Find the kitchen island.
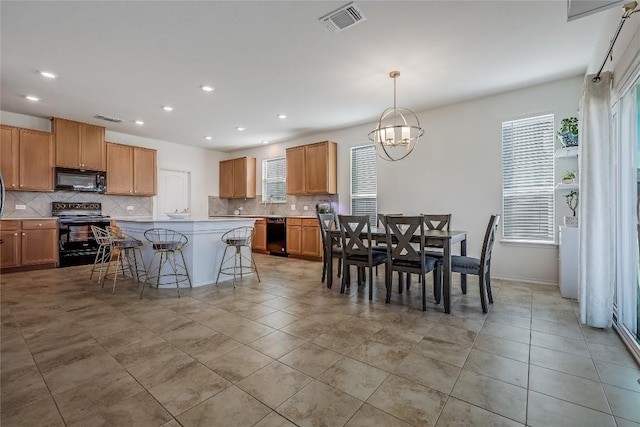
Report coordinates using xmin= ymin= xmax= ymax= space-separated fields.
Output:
xmin=115 ymin=217 xmax=257 ymax=287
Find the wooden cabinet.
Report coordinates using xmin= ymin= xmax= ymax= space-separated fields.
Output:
xmin=53 ymin=118 xmax=106 ymax=171
xmin=106 ymin=142 xmax=157 ymax=195
xmin=252 ymin=218 xmax=267 ymax=253
xmin=286 ymin=141 xmax=337 ymax=195
xmin=0 ymin=219 xmax=57 ymax=271
xmin=0 ymin=125 xmax=54 ymax=191
xmin=286 ymin=217 xmax=322 ymax=260
xmin=219 ymin=157 xmax=256 ymax=199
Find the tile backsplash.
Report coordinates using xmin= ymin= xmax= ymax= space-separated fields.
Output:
xmin=209 ymin=194 xmax=340 ymax=217
xmin=3 ymin=191 xmax=153 ymax=218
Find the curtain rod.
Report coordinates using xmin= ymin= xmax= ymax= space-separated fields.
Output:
xmin=593 ymin=1 xmax=639 ymax=82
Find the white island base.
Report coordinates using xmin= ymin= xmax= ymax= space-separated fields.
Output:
xmin=116 ymin=218 xmax=257 ymax=287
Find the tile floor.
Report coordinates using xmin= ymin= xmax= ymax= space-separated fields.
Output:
xmin=1 ymin=254 xmax=639 ymax=427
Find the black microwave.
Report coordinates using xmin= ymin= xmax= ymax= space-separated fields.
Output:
xmin=55 ymin=167 xmax=106 ymax=193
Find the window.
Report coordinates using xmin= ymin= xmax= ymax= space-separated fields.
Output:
xmin=351 ymin=145 xmax=377 ymax=224
xmin=262 ymin=156 xmax=286 ymax=203
xmin=502 ymin=114 xmax=555 ymax=242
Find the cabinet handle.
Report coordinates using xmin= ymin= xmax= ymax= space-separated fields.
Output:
xmin=19 ymin=184 xmax=23 ymax=187
xmin=22 ymin=232 xmax=25 ymax=236
xmin=38 ymin=223 xmax=42 ymax=227
xmin=14 ymin=233 xmax=18 ymax=236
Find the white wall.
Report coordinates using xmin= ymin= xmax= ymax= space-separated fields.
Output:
xmin=0 ymin=110 xmax=226 ymax=217
xmin=231 ymin=76 xmax=585 ymax=284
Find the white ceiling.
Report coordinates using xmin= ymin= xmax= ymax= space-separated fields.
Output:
xmin=0 ymin=1 xmax=617 ymax=152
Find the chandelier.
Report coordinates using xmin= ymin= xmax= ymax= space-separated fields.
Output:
xmin=368 ymin=71 xmax=423 ymax=161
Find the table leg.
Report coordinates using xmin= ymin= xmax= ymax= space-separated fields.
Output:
xmin=460 ymin=237 xmax=467 ymax=294
xmin=328 ymin=253 xmax=333 ymax=289
xmin=443 ymin=240 xmax=451 ymax=314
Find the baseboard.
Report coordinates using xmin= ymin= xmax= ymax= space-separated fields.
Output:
xmin=492 ymin=274 xmax=559 ymax=287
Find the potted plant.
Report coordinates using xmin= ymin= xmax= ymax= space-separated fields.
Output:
xmin=562 ymin=169 xmax=577 ymax=184
xmin=558 ymin=117 xmax=578 ymax=147
xmin=564 ymin=190 xmax=579 ymax=227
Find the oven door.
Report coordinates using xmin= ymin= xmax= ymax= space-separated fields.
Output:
xmin=58 ymin=219 xmax=110 ymax=267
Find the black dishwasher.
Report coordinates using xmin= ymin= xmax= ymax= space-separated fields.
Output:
xmin=266 ymin=217 xmax=287 ymax=256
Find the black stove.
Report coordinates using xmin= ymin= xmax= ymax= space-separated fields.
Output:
xmin=53 ymin=202 xmax=111 ymax=267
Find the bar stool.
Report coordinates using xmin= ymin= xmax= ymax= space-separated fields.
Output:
xmin=90 ymin=225 xmax=114 ymax=285
xmin=104 ymin=225 xmax=146 ymax=294
xmin=141 ymin=228 xmax=192 ymax=298
xmin=216 ymin=226 xmax=260 ymax=287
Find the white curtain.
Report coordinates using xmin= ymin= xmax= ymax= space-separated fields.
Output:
xmin=579 ymin=71 xmax=614 ymax=328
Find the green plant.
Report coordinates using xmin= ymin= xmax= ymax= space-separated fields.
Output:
xmin=563 ymin=170 xmax=577 ymax=181
xmin=317 ymin=205 xmax=333 ymax=214
xmin=559 ymin=117 xmax=578 ymax=135
xmin=565 ymin=191 xmax=578 ymax=216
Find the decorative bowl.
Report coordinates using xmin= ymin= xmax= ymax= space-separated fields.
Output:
xmin=166 ymin=212 xmax=190 ymax=219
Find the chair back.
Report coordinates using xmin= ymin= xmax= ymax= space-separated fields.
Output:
xmin=385 ymin=215 xmax=424 ymax=264
xmin=480 ymin=214 xmax=501 ymax=271
xmin=338 ymin=215 xmax=371 ymax=257
xmin=91 ymin=225 xmax=111 ymax=245
xmin=221 ymin=226 xmax=254 ymax=247
xmin=144 ymin=228 xmax=188 ymax=251
xmin=422 ymin=214 xmax=451 ymax=231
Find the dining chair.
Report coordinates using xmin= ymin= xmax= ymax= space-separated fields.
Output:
xmin=421 ymin=213 xmax=451 ymax=256
xmin=317 ymin=212 xmax=342 ymax=285
xmin=385 ymin=215 xmax=442 ymax=311
xmin=450 ymin=214 xmax=500 ymax=313
xmin=337 ymin=215 xmax=387 ymax=300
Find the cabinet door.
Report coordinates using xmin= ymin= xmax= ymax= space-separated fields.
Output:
xmin=219 ymin=160 xmax=234 ymax=198
xmin=0 ymin=230 xmax=21 ymax=268
xmin=301 ymin=224 xmax=322 ymax=257
xmin=0 ymin=125 xmax=19 ymax=190
xmin=80 ymin=123 xmax=106 ymax=171
xmin=133 ymin=147 xmax=157 ymax=195
xmin=286 ymin=146 xmax=306 ymax=195
xmin=54 ymin=118 xmax=81 ymax=168
xmin=19 ymin=129 xmax=53 ymax=191
xmin=252 ymin=220 xmax=267 ymax=252
xmin=106 ymin=143 xmax=133 ymax=195
xmin=286 ymin=224 xmax=301 ymax=255
xmin=232 ymin=157 xmax=247 ymax=198
xmin=21 ymin=228 xmax=57 ymax=265
xmin=306 ymin=141 xmax=337 ymax=194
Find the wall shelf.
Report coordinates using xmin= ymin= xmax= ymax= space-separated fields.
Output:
xmin=555 ymin=146 xmax=578 ymax=158
xmin=555 ymin=182 xmax=579 ymax=191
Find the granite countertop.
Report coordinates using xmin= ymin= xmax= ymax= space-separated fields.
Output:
xmin=210 ymin=214 xmax=317 ymax=219
xmin=1 ymin=217 xmax=58 ymax=220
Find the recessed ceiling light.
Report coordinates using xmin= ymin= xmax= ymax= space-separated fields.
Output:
xmin=277 ymin=114 xmax=287 ymax=119
xmin=262 ymin=140 xmax=269 ymax=144
xmin=40 ymin=71 xmax=56 ymax=79
xmin=201 ymin=85 xmax=214 ymax=92
xmin=135 ymin=120 xmax=144 ymax=125
xmin=25 ymin=95 xmax=40 ymax=101
xmin=205 ymin=136 xmax=212 ymax=140
xmin=236 ymin=127 xmax=246 ymax=131
xmin=163 ymin=106 xmax=173 ymax=111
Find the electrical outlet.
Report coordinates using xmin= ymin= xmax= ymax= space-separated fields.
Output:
xmin=303 ymin=205 xmax=308 ymax=211
xmin=290 ymin=204 xmax=296 ymax=210
xmin=126 ymin=205 xmax=134 ymax=211
xmin=15 ymin=204 xmax=26 ymax=210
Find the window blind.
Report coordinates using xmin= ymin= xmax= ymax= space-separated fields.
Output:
xmin=262 ymin=157 xmax=287 ymax=203
xmin=351 ymin=145 xmax=377 ymax=224
xmin=502 ymin=114 xmax=555 ymax=242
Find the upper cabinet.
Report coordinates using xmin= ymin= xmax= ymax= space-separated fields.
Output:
xmin=219 ymin=157 xmax=256 ymax=199
xmin=286 ymin=141 xmax=337 ymax=195
xmin=53 ymin=118 xmax=106 ymax=171
xmin=106 ymin=142 xmax=157 ymax=196
xmin=0 ymin=125 xmax=54 ymax=191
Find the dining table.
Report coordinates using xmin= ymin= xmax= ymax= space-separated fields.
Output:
xmin=327 ymin=226 xmax=467 ymax=314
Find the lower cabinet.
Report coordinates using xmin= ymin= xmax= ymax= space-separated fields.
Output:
xmin=286 ymin=217 xmax=322 ymax=260
xmin=0 ymin=219 xmax=58 ymax=271
xmin=252 ymin=218 xmax=267 ymax=253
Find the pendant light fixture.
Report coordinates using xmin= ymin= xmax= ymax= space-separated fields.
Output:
xmin=368 ymin=71 xmax=423 ymax=161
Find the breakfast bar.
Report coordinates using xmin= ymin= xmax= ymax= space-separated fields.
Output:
xmin=116 ymin=217 xmax=257 ymax=287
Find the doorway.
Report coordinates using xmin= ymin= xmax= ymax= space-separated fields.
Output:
xmin=157 ymin=169 xmax=191 ymax=217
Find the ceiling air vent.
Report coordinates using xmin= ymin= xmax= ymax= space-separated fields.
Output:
xmin=94 ymin=114 xmax=122 ymax=123
xmin=320 ymin=2 xmax=366 ymax=32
